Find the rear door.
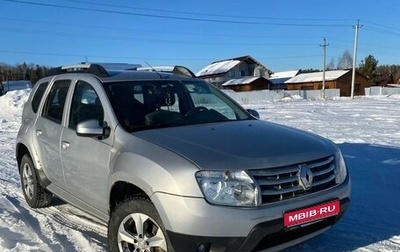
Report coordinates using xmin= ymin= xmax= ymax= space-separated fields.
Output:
xmin=34 ymin=79 xmax=71 ymax=187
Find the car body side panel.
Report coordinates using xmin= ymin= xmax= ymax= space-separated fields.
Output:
xmin=17 ymin=76 xmax=55 ymax=174
xmin=61 ymin=127 xmax=112 ymax=212
xmin=109 ymin=127 xmax=203 ymax=199
xmin=33 ymin=116 xmax=65 ymax=187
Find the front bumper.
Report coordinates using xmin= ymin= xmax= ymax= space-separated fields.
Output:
xmin=167 ymin=198 xmax=349 ymax=252
xmin=151 ymin=175 xmax=350 ymax=252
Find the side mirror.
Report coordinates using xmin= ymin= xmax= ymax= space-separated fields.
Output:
xmin=76 ymin=119 xmax=107 ymax=137
xmin=247 ymin=109 xmax=260 ymax=119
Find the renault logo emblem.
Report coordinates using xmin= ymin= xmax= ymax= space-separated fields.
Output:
xmin=298 ymin=164 xmax=313 ymax=190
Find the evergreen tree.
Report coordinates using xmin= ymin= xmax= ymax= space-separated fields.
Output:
xmin=359 ymin=55 xmax=379 ymax=86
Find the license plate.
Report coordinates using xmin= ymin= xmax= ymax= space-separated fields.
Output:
xmin=284 ymin=200 xmax=340 ymax=227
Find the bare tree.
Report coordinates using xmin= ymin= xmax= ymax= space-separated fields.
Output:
xmin=326 ymin=57 xmax=336 ymax=70
xmin=337 ymin=50 xmax=353 ymax=69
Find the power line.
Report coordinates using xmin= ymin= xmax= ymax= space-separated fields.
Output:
xmin=0 ymin=49 xmax=322 ymax=61
xmin=363 ymin=26 xmax=400 ymax=37
xmin=0 ymin=17 xmax=323 ymax=40
xmin=360 ymin=19 xmax=400 ymax=32
xmin=0 ymin=26 xmax=324 ymax=47
xmin=59 ymin=0 xmax=355 ymax=23
xmin=2 ymin=0 xmax=352 ymax=27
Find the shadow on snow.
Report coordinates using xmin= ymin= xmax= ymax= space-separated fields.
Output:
xmin=286 ymin=143 xmax=400 ymax=251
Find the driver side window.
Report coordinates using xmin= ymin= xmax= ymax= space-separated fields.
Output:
xmin=69 ymin=81 xmax=104 ymax=130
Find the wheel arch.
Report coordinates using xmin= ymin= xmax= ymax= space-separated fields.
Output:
xmin=109 ymin=181 xmax=149 ymax=214
xmin=16 ymin=142 xmax=51 ymax=187
xmin=16 ymin=143 xmax=30 ymax=173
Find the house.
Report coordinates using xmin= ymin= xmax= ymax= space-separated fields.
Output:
xmin=268 ymin=70 xmax=299 ymax=90
xmin=375 ymin=73 xmax=395 ymax=87
xmin=196 ymin=55 xmax=271 ymax=88
xmin=221 ymin=76 xmax=272 ymax=92
xmin=285 ymin=70 xmax=368 ymax=96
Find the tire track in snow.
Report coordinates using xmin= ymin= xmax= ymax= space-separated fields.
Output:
xmin=35 ymin=204 xmax=108 ymax=250
xmin=0 ymin=194 xmax=61 ymax=251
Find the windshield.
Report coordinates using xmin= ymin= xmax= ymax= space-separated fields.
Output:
xmin=103 ymin=80 xmax=251 ymax=132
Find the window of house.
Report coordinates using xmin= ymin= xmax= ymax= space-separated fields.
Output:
xmin=42 ymin=80 xmax=71 ymax=124
xmin=230 ymin=70 xmax=235 ymax=77
xmin=240 ymin=70 xmax=245 ymax=76
xmin=355 ymin=84 xmax=360 ymax=94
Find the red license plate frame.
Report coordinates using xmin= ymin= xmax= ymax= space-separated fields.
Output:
xmin=284 ymin=200 xmax=340 ymax=227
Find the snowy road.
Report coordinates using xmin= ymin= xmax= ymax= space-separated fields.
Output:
xmin=1 ymin=90 xmax=400 ymax=251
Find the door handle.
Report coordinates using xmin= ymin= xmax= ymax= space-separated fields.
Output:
xmin=61 ymin=141 xmax=70 ymax=150
xmin=36 ymin=130 xmax=42 ymax=136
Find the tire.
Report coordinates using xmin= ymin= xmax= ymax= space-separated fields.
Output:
xmin=20 ymin=154 xmax=52 ymax=208
xmin=108 ymin=197 xmax=173 ymax=252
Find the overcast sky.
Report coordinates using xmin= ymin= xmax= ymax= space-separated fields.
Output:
xmin=1 ymin=0 xmax=399 ymax=72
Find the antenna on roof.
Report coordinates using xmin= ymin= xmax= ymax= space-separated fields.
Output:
xmin=144 ymin=60 xmax=163 ymax=78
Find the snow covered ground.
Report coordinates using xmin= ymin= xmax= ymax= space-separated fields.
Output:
xmin=0 ymin=90 xmax=399 ymax=252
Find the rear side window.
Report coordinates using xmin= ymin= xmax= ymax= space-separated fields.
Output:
xmin=42 ymin=80 xmax=71 ymax=124
xmin=31 ymin=82 xmax=49 ymax=113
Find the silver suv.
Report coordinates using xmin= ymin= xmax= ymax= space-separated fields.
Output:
xmin=16 ymin=63 xmax=350 ymax=252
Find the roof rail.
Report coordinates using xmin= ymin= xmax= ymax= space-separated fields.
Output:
xmin=46 ymin=63 xmax=142 ymax=77
xmin=136 ymin=65 xmax=196 ymax=78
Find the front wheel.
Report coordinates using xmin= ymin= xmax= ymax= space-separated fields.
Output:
xmin=108 ymin=197 xmax=172 ymax=252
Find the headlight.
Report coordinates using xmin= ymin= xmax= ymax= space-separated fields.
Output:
xmin=195 ymin=170 xmax=259 ymax=206
xmin=335 ymin=149 xmax=347 ymax=184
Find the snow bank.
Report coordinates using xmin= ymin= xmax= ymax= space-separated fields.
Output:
xmin=0 ymin=89 xmax=30 ymax=115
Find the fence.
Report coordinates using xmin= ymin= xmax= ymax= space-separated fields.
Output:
xmin=223 ymin=89 xmax=340 ymax=103
xmin=365 ymin=86 xmax=400 ymax=96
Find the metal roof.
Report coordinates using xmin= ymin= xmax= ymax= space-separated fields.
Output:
xmin=196 ymin=55 xmax=271 ymax=77
xmin=196 ymin=60 xmax=241 ymax=77
xmin=270 ymin=70 xmax=299 ymax=79
xmin=222 ymin=76 xmax=266 ymax=86
xmin=285 ymin=70 xmax=349 ymax=83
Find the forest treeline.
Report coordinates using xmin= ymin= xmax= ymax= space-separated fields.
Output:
xmin=0 ymin=63 xmax=50 ymax=84
xmin=1 ymin=56 xmax=400 ymax=85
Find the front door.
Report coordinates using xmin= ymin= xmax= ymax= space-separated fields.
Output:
xmin=60 ymin=80 xmax=112 ymax=212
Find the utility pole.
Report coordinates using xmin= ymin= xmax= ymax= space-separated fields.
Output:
xmin=351 ymin=19 xmax=362 ymax=99
xmin=320 ymin=37 xmax=329 ymax=99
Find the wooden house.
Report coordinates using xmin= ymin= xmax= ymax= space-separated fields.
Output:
xmin=221 ymin=76 xmax=272 ymax=92
xmin=196 ymin=56 xmax=271 ymax=89
xmin=285 ymin=70 xmax=368 ymax=96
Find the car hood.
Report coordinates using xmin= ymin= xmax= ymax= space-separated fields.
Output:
xmin=134 ymin=120 xmax=336 ymax=170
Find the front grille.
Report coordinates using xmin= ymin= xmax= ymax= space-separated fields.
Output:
xmin=249 ymin=155 xmax=336 ymax=204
